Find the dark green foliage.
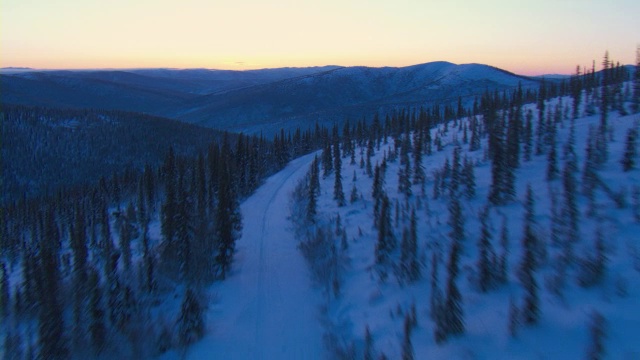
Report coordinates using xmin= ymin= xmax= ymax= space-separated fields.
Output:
xmin=523 ymin=110 xmax=533 ymax=161
xmin=447 ymin=197 xmax=464 ymax=245
xmin=586 ymin=311 xmax=606 ymax=360
xmin=519 ymin=185 xmax=539 ymax=325
xmin=38 ymin=210 xmax=69 ymax=359
xmin=0 ymin=261 xmax=9 ymax=319
xmin=443 ymin=237 xmax=464 ymax=339
xmin=577 ymin=228 xmax=607 ymax=288
xmin=563 ymin=152 xmax=580 ymax=264
xmin=308 ymin=156 xmax=321 ymax=222
xmin=462 ymin=157 xmax=476 ymax=199
xmin=0 ymin=105 xmax=226 ymax=203
xmin=178 ymin=288 xmax=205 ymax=347
xmin=88 ymin=267 xmax=106 ymax=355
xmin=401 ymin=314 xmax=414 ymax=360
xmin=364 ymin=326 xmax=374 ymax=360
xmin=477 ymin=207 xmax=496 ymax=292
xmin=399 ymin=209 xmax=420 ymax=283
xmin=323 ymin=137 xmax=333 ymax=177
xmin=375 ymin=195 xmax=395 ymax=269
xmin=621 ymin=127 xmax=637 ymax=171
xmin=334 ymin=138 xmax=346 ymax=206
xmin=215 ymin=138 xmax=243 ymax=280
xmin=508 ymin=297 xmax=519 ymax=337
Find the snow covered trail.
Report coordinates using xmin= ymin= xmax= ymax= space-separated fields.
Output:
xmin=187 ymin=152 xmax=324 ymax=360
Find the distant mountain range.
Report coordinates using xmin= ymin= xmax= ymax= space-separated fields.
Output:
xmin=1 ymin=62 xmax=543 ymax=135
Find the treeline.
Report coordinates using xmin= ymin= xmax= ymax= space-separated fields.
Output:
xmin=0 ymin=108 xmax=335 ymax=358
xmin=0 ymin=106 xmax=228 ymax=203
xmin=291 ymin=50 xmax=639 ymax=358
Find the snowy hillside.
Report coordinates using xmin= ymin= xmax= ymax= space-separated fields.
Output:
xmin=177 ymin=61 xmax=540 ymax=135
xmin=290 ymin=92 xmax=639 ymax=358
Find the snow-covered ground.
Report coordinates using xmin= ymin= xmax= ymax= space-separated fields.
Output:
xmin=304 ymin=98 xmax=640 ymax=358
xmin=177 ymin=152 xmax=324 ymax=359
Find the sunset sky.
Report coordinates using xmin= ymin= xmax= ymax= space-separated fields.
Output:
xmin=2 ymin=0 xmax=638 ymax=75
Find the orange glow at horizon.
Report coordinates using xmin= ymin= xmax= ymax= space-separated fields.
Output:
xmin=2 ymin=0 xmax=638 ymax=76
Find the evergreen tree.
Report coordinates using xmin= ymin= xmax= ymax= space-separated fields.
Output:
xmin=469 ymin=116 xmax=481 ymax=152
xmin=307 ymin=156 xmax=320 ymax=222
xmin=429 ymin=252 xmax=443 ymax=322
xmin=577 ymin=227 xmax=607 ymax=288
xmin=161 ymin=146 xmax=178 ymax=250
xmin=322 ymin=137 xmax=333 ymax=177
xmin=519 ymin=185 xmax=539 ymax=325
xmin=399 ymin=209 xmax=420 ymax=283
xmin=375 ymin=195 xmax=395 ymax=271
xmin=621 ymin=127 xmax=638 ymax=171
xmin=477 ymin=206 xmax=495 ymax=292
xmin=586 ymin=311 xmax=606 ymax=360
xmin=364 ymin=326 xmax=374 ymax=360
xmin=215 ymin=147 xmax=243 ymax=279
xmin=448 ymin=197 xmax=464 ymax=245
xmin=462 ymin=157 xmax=476 ymax=199
xmin=508 ymin=297 xmax=519 ymax=337
xmin=0 ymin=261 xmax=9 ymax=319
xmin=506 ymin=108 xmax=521 ymax=169
xmin=523 ymin=110 xmax=533 ymax=162
xmin=547 ymin=133 xmax=559 ymax=181
xmin=88 ymin=267 xmax=106 ymax=355
xmin=498 ymin=216 xmax=509 ymax=285
xmin=443 ymin=232 xmax=464 ymax=339
xmin=563 ymin=151 xmax=580 ymax=265
xmin=413 ymin=130 xmax=426 ymax=187
xmin=449 ymin=146 xmax=462 ymax=198
xmin=177 ymin=288 xmax=205 ymax=347
xmin=334 ymin=138 xmax=346 ymax=206
xmin=401 ymin=314 xmax=414 ymax=360
xmin=372 ymin=165 xmax=384 ymax=227
xmin=38 ymin=210 xmax=69 ymax=359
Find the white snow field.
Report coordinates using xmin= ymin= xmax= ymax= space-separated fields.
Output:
xmin=305 ymin=99 xmax=640 ymax=359
xmin=183 ymin=152 xmax=324 ymax=360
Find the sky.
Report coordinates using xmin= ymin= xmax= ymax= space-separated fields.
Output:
xmin=1 ymin=0 xmax=638 ymax=75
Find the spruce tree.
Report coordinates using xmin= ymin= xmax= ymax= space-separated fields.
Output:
xmin=38 ymin=210 xmax=69 ymax=359
xmin=523 ymin=110 xmax=533 ymax=162
xmin=401 ymin=314 xmax=414 ymax=360
xmin=443 ymin=234 xmax=464 ymax=339
xmin=621 ymin=127 xmax=637 ymax=172
xmin=215 ymin=149 xmax=243 ymax=279
xmin=498 ymin=216 xmax=509 ymax=284
xmin=586 ymin=311 xmax=606 ymax=360
xmin=334 ymin=139 xmax=345 ymax=206
xmin=88 ymin=267 xmax=106 ymax=355
xmin=562 ymin=152 xmax=580 ymax=265
xmin=429 ymin=252 xmax=443 ymax=322
xmin=375 ymin=195 xmax=395 ymax=270
xmin=462 ymin=157 xmax=476 ymax=199
xmin=322 ymin=137 xmax=333 ymax=177
xmin=633 ymin=46 xmax=640 ymax=114
xmin=0 ymin=261 xmax=9 ymax=320
xmin=519 ymin=185 xmax=539 ymax=325
xmin=364 ymin=326 xmax=374 ymax=360
xmin=161 ymin=146 xmax=177 ymax=250
xmin=178 ymin=288 xmax=205 ymax=347
xmin=508 ymin=297 xmax=519 ymax=337
xmin=546 ymin=135 xmax=559 ymax=181
xmin=477 ymin=206 xmax=495 ymax=292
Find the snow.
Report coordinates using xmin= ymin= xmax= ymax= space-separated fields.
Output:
xmin=304 ymin=96 xmax=640 ymax=358
xmin=175 ymin=152 xmax=325 ymax=359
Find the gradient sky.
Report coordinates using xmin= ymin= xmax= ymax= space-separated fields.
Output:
xmin=1 ymin=0 xmax=638 ymax=75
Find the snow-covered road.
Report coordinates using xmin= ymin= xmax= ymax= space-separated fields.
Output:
xmin=187 ymin=152 xmax=324 ymax=359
